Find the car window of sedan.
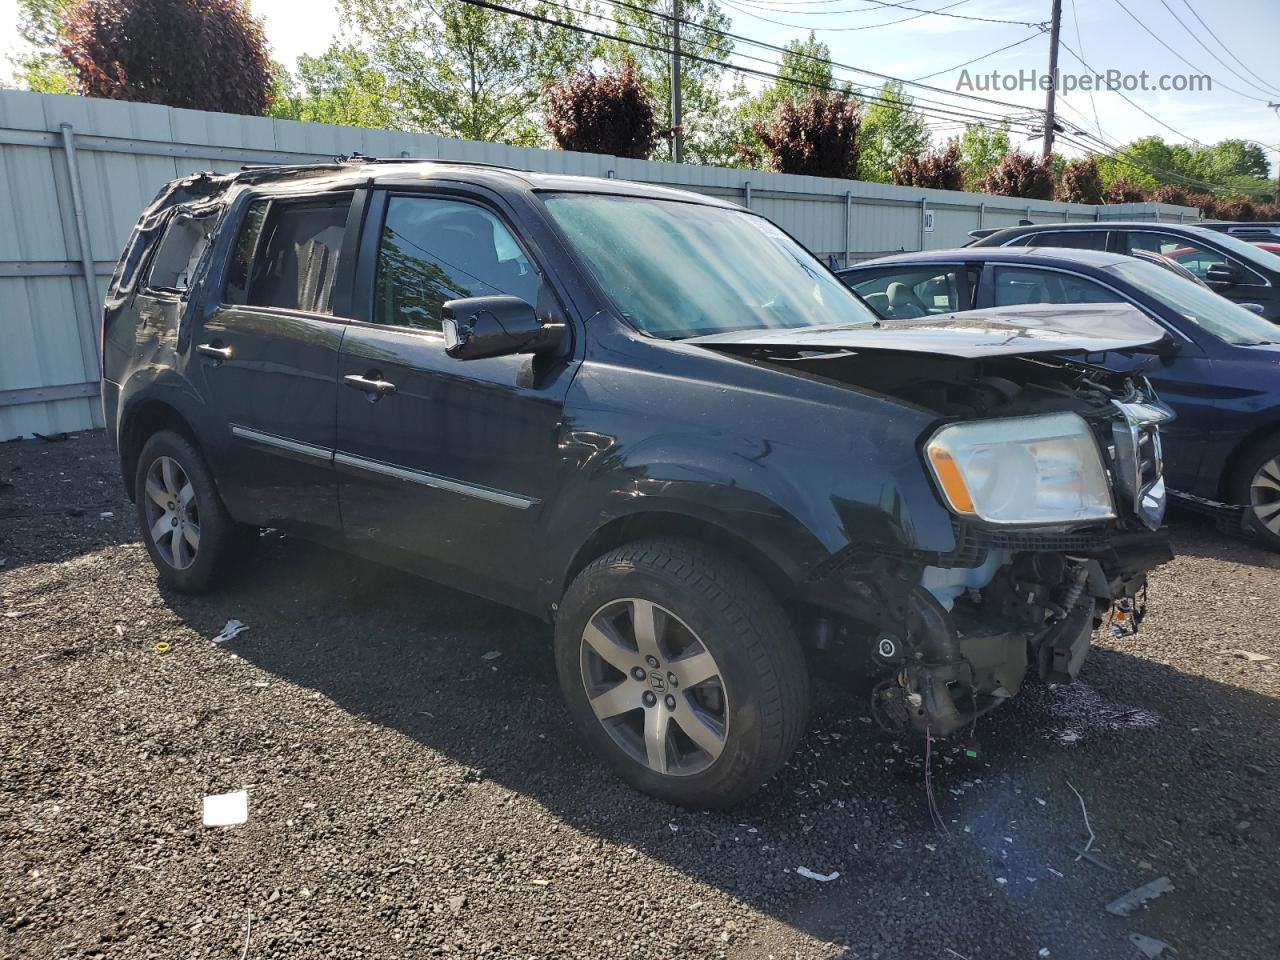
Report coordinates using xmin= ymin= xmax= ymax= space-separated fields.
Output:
xmin=992 ymin=266 xmax=1126 ymax=307
xmin=846 ymin=266 xmax=971 ymax=319
xmin=371 ymin=196 xmax=540 ymax=331
xmin=1125 ymin=232 xmax=1230 ymax=281
xmin=1025 ymin=230 xmax=1110 ymax=251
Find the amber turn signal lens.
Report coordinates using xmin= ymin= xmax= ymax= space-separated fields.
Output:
xmin=926 ymin=445 xmax=976 ymax=515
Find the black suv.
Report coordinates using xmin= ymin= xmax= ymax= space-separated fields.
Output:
xmin=968 ymin=221 xmax=1280 ymax=321
xmin=103 ymin=160 xmax=1172 ymax=807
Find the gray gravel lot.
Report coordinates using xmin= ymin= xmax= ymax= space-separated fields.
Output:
xmin=1 ymin=430 xmax=1278 ymax=960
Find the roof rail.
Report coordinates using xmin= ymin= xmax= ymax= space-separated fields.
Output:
xmin=333 ymin=152 xmax=525 ymax=172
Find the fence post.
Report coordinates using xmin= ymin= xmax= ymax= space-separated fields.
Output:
xmin=844 ymin=191 xmax=851 ymax=267
xmin=59 ymin=123 xmax=102 ymax=380
xmin=919 ymin=197 xmax=928 ymax=251
xmin=743 ymin=181 xmax=752 ymax=209
xmin=978 ymin=202 xmax=985 ymax=230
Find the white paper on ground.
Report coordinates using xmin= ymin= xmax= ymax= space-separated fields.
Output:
xmin=212 ymin=620 xmax=249 ymax=644
xmin=796 ymin=866 xmax=840 ymax=882
xmin=203 ymin=790 xmax=248 ymax=826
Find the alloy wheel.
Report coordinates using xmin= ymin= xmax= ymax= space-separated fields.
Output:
xmin=1250 ymin=455 xmax=1280 ymax=536
xmin=579 ymin=598 xmax=728 ymax=777
xmin=142 ymin=455 xmax=201 ymax=570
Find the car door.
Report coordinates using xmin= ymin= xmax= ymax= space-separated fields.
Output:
xmin=189 ymin=190 xmax=362 ymax=536
xmin=1122 ymin=230 xmax=1277 ymax=319
xmin=977 ymin=262 xmax=1215 ymax=492
xmin=334 ymin=188 xmax=578 ymax=608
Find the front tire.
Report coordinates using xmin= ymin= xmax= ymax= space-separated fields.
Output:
xmin=133 ymin=430 xmax=245 ymax=593
xmin=1232 ymin=438 xmax=1280 ymax=552
xmin=554 ymin=538 xmax=810 ymax=808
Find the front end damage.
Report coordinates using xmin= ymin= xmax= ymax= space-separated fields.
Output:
xmin=821 ymin=364 xmax=1170 ymax=737
xmin=697 ymin=308 xmax=1176 ymax=737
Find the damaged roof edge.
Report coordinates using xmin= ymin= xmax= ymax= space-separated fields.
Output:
xmin=686 ymin=304 xmax=1168 ymax=359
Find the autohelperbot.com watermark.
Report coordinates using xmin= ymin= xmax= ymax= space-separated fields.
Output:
xmin=956 ymin=68 xmax=1212 ymax=95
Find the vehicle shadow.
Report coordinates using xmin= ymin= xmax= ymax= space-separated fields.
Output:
xmin=154 ymin=529 xmax=1280 ymax=960
xmin=1166 ymin=509 xmax=1280 ymax=570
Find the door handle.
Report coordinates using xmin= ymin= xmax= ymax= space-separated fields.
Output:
xmin=344 ymin=373 xmax=398 ymax=400
xmin=196 ymin=342 xmax=233 ymax=363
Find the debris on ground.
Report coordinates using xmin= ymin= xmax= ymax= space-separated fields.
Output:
xmin=211 ymin=619 xmax=250 ymax=644
xmin=1225 ymin=649 xmax=1272 ymax=662
xmin=481 ymin=650 xmax=502 ymax=660
xmin=202 ymin=790 xmax=249 ymax=827
xmin=1039 ymin=682 xmax=1161 ymax=747
xmin=1105 ymin=876 xmax=1174 ymax=916
xmin=795 ymin=867 xmax=840 ymax=882
xmin=1066 ymin=780 xmax=1096 ymax=861
xmin=1130 ymin=933 xmax=1177 ymax=958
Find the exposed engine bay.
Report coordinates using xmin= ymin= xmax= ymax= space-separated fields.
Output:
xmin=707 ymin=341 xmax=1174 ymax=738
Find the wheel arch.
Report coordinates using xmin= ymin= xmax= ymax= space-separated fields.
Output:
xmin=118 ymin=399 xmax=203 ymax=501
xmin=558 ymin=510 xmax=803 ymax=610
xmin=1219 ymin=419 xmax=1280 ymax=502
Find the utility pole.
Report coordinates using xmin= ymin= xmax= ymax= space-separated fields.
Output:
xmin=671 ymin=0 xmax=684 ymax=163
xmin=1270 ymin=103 xmax=1280 ymax=204
xmin=1042 ymin=0 xmax=1062 ymax=161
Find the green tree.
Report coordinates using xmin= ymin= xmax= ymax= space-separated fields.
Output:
xmin=950 ymin=122 xmax=1010 ymax=190
xmin=856 ymin=81 xmax=927 ymax=184
xmin=9 ymin=0 xmax=76 ymax=93
xmin=269 ymin=44 xmax=399 ymax=129
xmin=339 ymin=0 xmax=596 ymax=145
xmin=600 ymin=0 xmax=737 ymax=163
xmin=730 ymin=32 xmax=847 ymax=167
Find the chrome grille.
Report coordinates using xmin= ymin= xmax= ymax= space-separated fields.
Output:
xmin=1110 ymin=398 xmax=1174 ymax=530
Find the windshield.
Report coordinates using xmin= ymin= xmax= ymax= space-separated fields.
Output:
xmin=1106 ymin=259 xmax=1278 ymax=345
xmin=543 ymin=193 xmax=879 ymax=338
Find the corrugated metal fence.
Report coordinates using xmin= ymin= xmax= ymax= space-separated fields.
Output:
xmin=0 ymin=89 xmax=1199 ymax=438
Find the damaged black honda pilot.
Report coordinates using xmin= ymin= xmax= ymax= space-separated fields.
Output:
xmin=102 ymin=159 xmax=1173 ymax=807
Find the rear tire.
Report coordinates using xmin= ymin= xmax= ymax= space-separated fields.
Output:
xmin=133 ymin=430 xmax=247 ymax=593
xmin=1231 ymin=437 xmax=1280 ymax=552
xmin=554 ymin=538 xmax=810 ymax=808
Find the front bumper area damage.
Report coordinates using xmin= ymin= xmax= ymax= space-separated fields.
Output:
xmin=810 ymin=528 xmax=1171 ymax=737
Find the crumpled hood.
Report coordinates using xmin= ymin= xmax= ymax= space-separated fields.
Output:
xmin=686 ymin=303 xmax=1167 ymax=358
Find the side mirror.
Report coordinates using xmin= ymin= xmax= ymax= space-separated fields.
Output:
xmin=1205 ymin=263 xmax=1241 ymax=286
xmin=1241 ymin=302 xmax=1266 ymax=316
xmin=442 ymin=296 xmax=564 ymax=361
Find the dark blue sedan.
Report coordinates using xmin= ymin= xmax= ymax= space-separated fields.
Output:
xmin=838 ymin=247 xmax=1280 ymax=549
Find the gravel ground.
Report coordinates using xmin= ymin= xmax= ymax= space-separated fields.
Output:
xmin=1 ymin=430 xmax=1277 ymax=960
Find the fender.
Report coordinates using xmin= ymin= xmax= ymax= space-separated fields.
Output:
xmin=535 ymin=348 xmax=961 ymax=611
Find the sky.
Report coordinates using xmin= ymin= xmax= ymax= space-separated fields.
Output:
xmin=2 ymin=0 xmax=1277 ymax=176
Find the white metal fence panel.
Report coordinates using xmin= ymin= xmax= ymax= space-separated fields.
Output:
xmin=0 ymin=89 xmax=1199 ymax=437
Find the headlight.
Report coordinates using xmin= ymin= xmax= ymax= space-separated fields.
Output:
xmin=924 ymin=413 xmax=1114 ymax=525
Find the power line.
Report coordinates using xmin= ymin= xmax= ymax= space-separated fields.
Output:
xmin=715 ymin=0 xmax=970 ymax=20
xmin=1157 ymin=0 xmax=1274 ymax=98
xmin=1179 ymin=0 xmax=1280 ymax=98
xmin=462 ymin=0 xmax=1032 ymax=131
xmin=910 ymin=30 xmax=1044 ymax=82
xmin=747 ymin=0 xmax=1046 ymax=27
xmin=551 ymin=0 xmax=1031 ymax=126
xmin=602 ymin=0 xmax=1044 ymax=113
xmin=1067 ymin=0 xmax=1101 ymax=139
xmin=1108 ymin=0 xmax=1269 ymax=103
xmin=718 ymin=0 xmax=1044 ymax=31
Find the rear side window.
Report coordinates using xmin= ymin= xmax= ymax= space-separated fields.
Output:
xmin=846 ymin=265 xmax=973 ymax=320
xmin=225 ymin=194 xmax=351 ymax=314
xmin=1026 ymin=230 xmax=1110 ymax=251
xmin=993 ymin=266 xmax=1126 ymax=306
xmin=145 ymin=213 xmax=216 ymax=292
